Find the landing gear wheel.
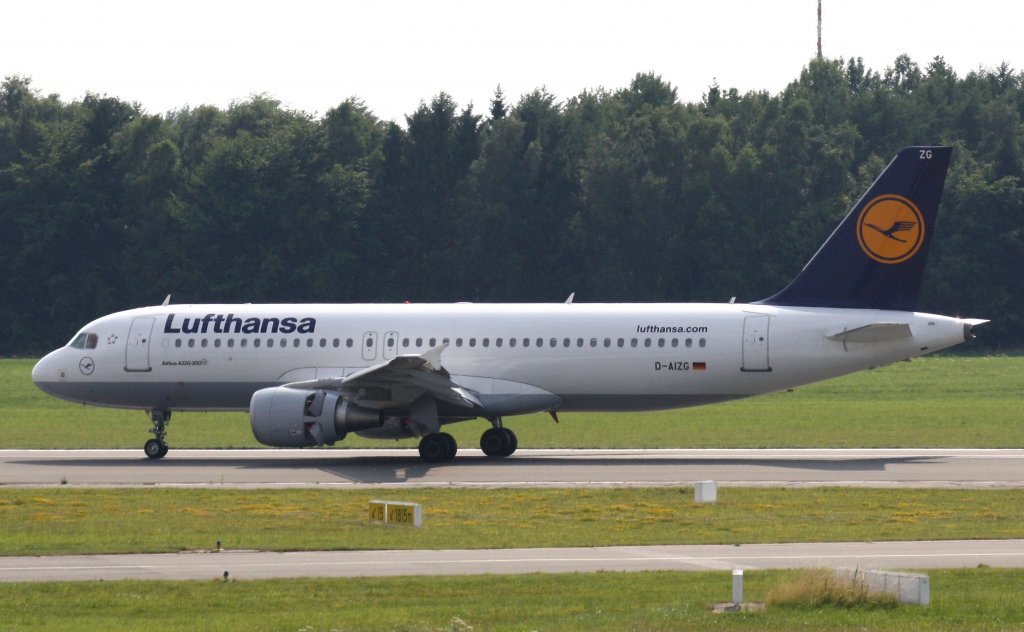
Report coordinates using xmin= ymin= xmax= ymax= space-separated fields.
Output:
xmin=419 ymin=432 xmax=457 ymax=462
xmin=146 ymin=410 xmax=171 ymax=460
xmin=480 ymin=427 xmax=517 ymax=457
xmin=441 ymin=432 xmax=457 ymax=458
xmin=144 ymin=439 xmax=168 ymax=459
xmin=480 ymin=427 xmax=506 ymax=457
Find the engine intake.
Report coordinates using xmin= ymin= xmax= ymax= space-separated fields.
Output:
xmin=250 ymin=387 xmax=382 ymax=447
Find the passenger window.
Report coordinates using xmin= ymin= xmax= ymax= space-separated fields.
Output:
xmin=253 ymin=339 xmax=261 ymax=348
xmin=214 ymin=339 xmax=221 ymax=348
xmin=416 ymin=337 xmax=423 ymax=347
xmin=307 ymin=338 xmax=314 ymax=347
xmin=509 ymin=338 xmax=517 ymax=348
xmin=333 ymin=339 xmax=340 ymax=348
xmin=590 ymin=338 xmax=597 ymax=347
xmin=576 ymin=338 xmax=584 ymax=347
xmin=429 ymin=338 xmax=437 ymax=346
xmin=227 ymin=339 xmax=234 ymax=348
xmin=657 ymin=338 xmax=665 ymax=348
xmin=496 ymin=338 xmax=503 ymax=347
xmin=292 ymin=339 xmax=299 ymax=348
xmin=644 ymin=339 xmax=652 ymax=347
xmin=456 ymin=338 xmax=463 ymax=347
xmin=536 ymin=338 xmax=543 ymax=347
xmin=280 ymin=338 xmax=286 ymax=348
xmin=563 ymin=338 xmax=570 ymax=348
xmin=686 ymin=338 xmax=693 ymax=348
xmin=267 ymin=339 xmax=274 ymax=348
xmin=617 ymin=338 xmax=624 ymax=348
xmin=240 ymin=339 xmax=248 ymax=348
xmin=174 ymin=339 xmax=182 ymax=348
xmin=482 ymin=338 xmax=489 ymax=347
xmin=550 ymin=338 xmax=557 ymax=348
xmin=603 ymin=338 xmax=611 ymax=347
xmin=320 ymin=339 xmax=327 ymax=348
xmin=468 ymin=338 xmax=476 ymax=348
xmin=699 ymin=338 xmax=707 ymax=348
xmin=523 ymin=338 xmax=530 ymax=348
xmin=630 ymin=338 xmax=638 ymax=347
xmin=402 ymin=338 xmax=409 ymax=347
xmin=671 ymin=338 xmax=679 ymax=348
xmin=346 ymin=338 xmax=354 ymax=348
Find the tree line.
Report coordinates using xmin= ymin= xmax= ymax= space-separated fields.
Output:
xmin=1 ymin=54 xmax=1022 ymax=355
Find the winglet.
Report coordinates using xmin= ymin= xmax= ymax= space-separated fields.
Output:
xmin=161 ymin=294 xmax=172 ymax=306
xmin=565 ymin=292 xmax=575 ymax=304
xmin=757 ymin=146 xmax=952 ymax=311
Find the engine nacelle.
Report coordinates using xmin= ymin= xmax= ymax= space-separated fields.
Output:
xmin=250 ymin=387 xmax=382 ymax=447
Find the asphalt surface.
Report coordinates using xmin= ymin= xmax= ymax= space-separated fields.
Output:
xmin=2 ymin=448 xmax=1023 ymax=488
xmin=3 ymin=540 xmax=1022 ymax=583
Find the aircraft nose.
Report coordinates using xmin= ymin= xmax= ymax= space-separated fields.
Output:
xmin=32 ymin=351 xmax=62 ymax=395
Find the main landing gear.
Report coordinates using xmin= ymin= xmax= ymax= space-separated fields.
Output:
xmin=144 ymin=410 xmax=171 ymax=459
xmin=418 ymin=432 xmax=457 ymax=462
xmin=413 ymin=416 xmax=518 ymax=463
xmin=480 ymin=421 xmax=517 ymax=458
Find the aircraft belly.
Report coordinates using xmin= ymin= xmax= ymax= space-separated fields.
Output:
xmin=33 ymin=380 xmax=262 ymax=411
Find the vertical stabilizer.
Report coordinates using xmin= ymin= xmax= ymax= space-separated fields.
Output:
xmin=756 ymin=146 xmax=952 ymax=311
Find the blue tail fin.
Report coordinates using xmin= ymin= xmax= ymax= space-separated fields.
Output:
xmin=756 ymin=146 xmax=952 ymax=311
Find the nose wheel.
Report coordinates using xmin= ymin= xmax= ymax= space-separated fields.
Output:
xmin=145 ymin=410 xmax=171 ymax=459
xmin=144 ymin=438 xmax=169 ymax=459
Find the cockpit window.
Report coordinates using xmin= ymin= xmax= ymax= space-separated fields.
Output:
xmin=69 ymin=333 xmax=98 ymax=350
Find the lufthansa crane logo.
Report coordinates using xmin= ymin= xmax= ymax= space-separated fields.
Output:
xmin=79 ymin=357 xmax=95 ymax=375
xmin=856 ymin=195 xmax=925 ymax=264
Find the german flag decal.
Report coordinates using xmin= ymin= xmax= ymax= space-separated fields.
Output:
xmin=693 ymin=362 xmax=707 ymax=371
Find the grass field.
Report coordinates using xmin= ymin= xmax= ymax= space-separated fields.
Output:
xmin=3 ymin=355 xmax=1023 ymax=449
xmin=2 ymin=487 xmax=1021 ymax=556
xmin=4 ymin=569 xmax=1024 ymax=631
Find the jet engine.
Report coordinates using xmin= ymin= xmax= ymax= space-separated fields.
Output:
xmin=250 ymin=387 xmax=382 ymax=447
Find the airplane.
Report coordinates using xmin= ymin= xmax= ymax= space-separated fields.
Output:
xmin=32 ymin=146 xmax=985 ymax=462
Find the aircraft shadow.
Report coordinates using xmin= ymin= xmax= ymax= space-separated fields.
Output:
xmin=11 ymin=453 xmax=943 ymax=486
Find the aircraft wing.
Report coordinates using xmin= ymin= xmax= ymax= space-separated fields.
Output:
xmin=282 ymin=343 xmax=483 ymax=410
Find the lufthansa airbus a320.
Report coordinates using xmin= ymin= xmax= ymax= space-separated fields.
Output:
xmin=33 ymin=146 xmax=985 ymax=462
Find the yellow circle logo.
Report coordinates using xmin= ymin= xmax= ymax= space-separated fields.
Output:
xmin=856 ymin=195 xmax=924 ymax=264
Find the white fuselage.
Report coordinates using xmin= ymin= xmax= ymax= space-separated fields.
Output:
xmin=32 ymin=302 xmax=973 ymax=417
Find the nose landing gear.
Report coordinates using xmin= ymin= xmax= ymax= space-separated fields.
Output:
xmin=144 ymin=410 xmax=171 ymax=459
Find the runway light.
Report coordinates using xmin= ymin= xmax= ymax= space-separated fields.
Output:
xmin=216 ymin=540 xmax=222 ymax=552
xmin=223 ymin=571 xmax=229 ymax=582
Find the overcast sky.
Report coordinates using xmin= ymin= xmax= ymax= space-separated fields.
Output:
xmin=3 ymin=1 xmax=1020 ymax=122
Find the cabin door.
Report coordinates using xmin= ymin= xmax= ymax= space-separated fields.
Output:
xmin=741 ymin=315 xmax=771 ymax=372
xmin=125 ymin=317 xmax=155 ymax=372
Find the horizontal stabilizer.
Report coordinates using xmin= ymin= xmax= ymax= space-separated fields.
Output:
xmin=826 ymin=323 xmax=912 ymax=343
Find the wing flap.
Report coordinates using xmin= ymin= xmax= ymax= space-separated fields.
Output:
xmin=281 ymin=343 xmax=481 ymax=410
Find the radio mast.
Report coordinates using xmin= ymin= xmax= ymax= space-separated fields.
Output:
xmin=817 ymin=0 xmax=823 ymax=59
